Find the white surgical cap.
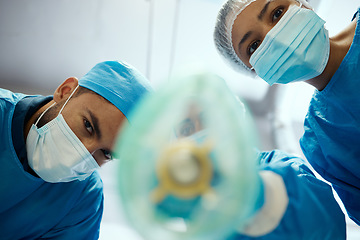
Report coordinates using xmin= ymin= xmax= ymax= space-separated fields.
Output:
xmin=213 ymin=0 xmax=312 ymax=76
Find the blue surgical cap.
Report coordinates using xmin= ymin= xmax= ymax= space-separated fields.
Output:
xmin=78 ymin=60 xmax=152 ymax=122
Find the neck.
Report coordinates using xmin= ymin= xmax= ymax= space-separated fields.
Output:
xmin=306 ymin=19 xmax=357 ymax=91
xmin=24 ymin=100 xmax=56 ymax=140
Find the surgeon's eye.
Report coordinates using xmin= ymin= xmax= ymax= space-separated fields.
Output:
xmin=177 ymin=120 xmax=195 ymax=137
xmin=272 ymin=7 xmax=284 ymax=22
xmin=248 ymin=40 xmax=261 ymax=56
xmin=102 ymin=149 xmax=112 ymax=160
xmin=84 ymin=119 xmax=94 ymax=135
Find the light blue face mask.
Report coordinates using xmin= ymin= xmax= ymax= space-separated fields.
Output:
xmin=249 ymin=4 xmax=330 ymax=85
xmin=26 ymin=85 xmax=100 ymax=183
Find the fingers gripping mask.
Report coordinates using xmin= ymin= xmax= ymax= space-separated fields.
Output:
xmin=249 ymin=4 xmax=330 ymax=85
xmin=26 ymin=85 xmax=99 ymax=183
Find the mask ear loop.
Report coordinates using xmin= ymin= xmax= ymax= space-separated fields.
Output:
xmin=34 ymin=84 xmax=80 ymax=127
xmin=58 ymin=84 xmax=80 ymax=115
xmin=34 ymin=102 xmax=56 ymax=127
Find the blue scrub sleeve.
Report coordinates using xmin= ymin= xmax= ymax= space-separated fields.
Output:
xmin=228 ymin=150 xmax=346 ymax=240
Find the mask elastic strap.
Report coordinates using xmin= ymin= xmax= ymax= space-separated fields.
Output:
xmin=58 ymin=84 xmax=80 ymax=115
xmin=35 ymin=102 xmax=56 ymax=126
xmin=34 ymin=84 xmax=80 ymax=127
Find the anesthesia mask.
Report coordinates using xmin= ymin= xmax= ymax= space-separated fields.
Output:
xmin=114 ymin=72 xmax=263 ymax=239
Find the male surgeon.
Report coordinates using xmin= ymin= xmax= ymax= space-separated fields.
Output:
xmin=0 ymin=60 xmax=152 ymax=239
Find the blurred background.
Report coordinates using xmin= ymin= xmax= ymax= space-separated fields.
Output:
xmin=0 ymin=0 xmax=359 ymax=239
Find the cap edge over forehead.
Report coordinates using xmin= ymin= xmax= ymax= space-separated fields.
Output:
xmin=214 ymin=0 xmax=257 ymax=74
xmin=78 ymin=60 xmax=152 ymax=122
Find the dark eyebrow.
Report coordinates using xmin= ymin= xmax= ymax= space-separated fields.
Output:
xmin=239 ymin=31 xmax=253 ymax=47
xmin=258 ymin=1 xmax=272 ymax=20
xmin=87 ymin=108 xmax=102 ymax=139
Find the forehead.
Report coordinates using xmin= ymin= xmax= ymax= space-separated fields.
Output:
xmin=230 ymin=0 xmax=297 ymax=48
xmin=74 ymin=92 xmax=127 ymax=127
xmin=233 ymin=0 xmax=294 ymax=22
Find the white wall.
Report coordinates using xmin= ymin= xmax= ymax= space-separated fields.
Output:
xmin=0 ymin=0 xmax=271 ymax=99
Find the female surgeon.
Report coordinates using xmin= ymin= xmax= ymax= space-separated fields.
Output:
xmin=213 ymin=0 xmax=360 ymax=226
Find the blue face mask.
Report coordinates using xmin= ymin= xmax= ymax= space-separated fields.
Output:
xmin=26 ymin=85 xmax=99 ymax=183
xmin=249 ymin=4 xmax=330 ymax=85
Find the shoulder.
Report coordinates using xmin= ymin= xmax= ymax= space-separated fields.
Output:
xmin=38 ymin=172 xmax=104 ymax=239
xmin=59 ymin=171 xmax=104 ymax=221
xmin=75 ymin=171 xmax=103 ymax=200
xmin=49 ymin=170 xmax=104 ymax=208
xmin=0 ymin=88 xmax=27 ymax=103
xmin=0 ymin=89 xmax=31 ymax=115
xmin=68 ymin=171 xmax=104 ymax=223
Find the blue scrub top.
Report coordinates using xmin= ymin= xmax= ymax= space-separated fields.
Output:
xmin=0 ymin=88 xmax=103 ymax=239
xmin=300 ymin=8 xmax=360 ymax=225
